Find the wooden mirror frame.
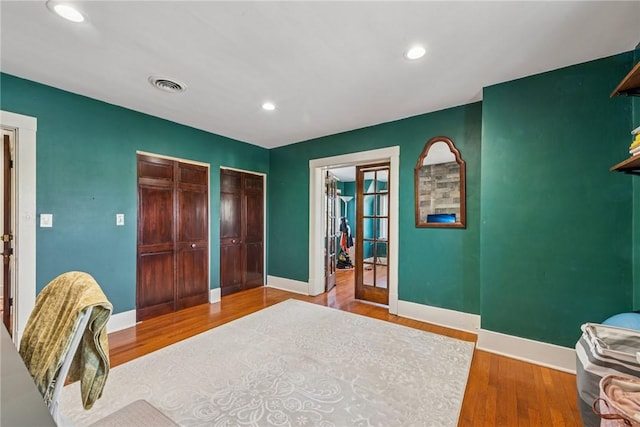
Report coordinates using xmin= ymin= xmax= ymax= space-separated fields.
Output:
xmin=414 ymin=136 xmax=466 ymax=228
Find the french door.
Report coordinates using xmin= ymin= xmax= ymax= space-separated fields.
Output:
xmin=324 ymin=172 xmax=338 ymax=292
xmin=355 ymin=163 xmax=390 ymax=305
xmin=137 ymin=154 xmax=209 ymax=321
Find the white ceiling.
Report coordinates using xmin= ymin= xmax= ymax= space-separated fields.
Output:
xmin=330 ymin=166 xmax=356 ymax=182
xmin=1 ymin=1 xmax=639 ymax=149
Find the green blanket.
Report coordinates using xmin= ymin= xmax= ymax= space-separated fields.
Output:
xmin=19 ymin=271 xmax=112 ymax=409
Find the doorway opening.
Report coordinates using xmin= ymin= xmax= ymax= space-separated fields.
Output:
xmin=0 ymin=110 xmax=37 ymax=344
xmin=355 ymin=162 xmax=390 ymax=305
xmin=309 ymin=146 xmax=399 ymax=314
xmin=0 ymin=129 xmax=14 ymax=335
xmin=326 ymin=167 xmax=355 ymax=301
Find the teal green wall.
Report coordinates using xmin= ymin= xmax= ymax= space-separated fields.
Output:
xmin=270 ymin=51 xmax=635 ymax=348
xmin=633 ymin=49 xmax=640 ymax=310
xmin=481 ymin=53 xmax=634 ymax=346
xmin=0 ymin=73 xmax=269 ymax=313
xmin=270 ymin=103 xmax=483 ymax=314
xmin=2 ymin=50 xmax=637 ymax=350
xmin=341 ymin=181 xmax=356 ymax=234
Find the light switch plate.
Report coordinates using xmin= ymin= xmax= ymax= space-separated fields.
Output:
xmin=40 ymin=213 xmax=53 ymax=228
xmin=116 ymin=213 xmax=125 ymax=226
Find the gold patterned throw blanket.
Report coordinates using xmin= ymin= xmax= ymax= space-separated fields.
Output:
xmin=19 ymin=271 xmax=112 ymax=410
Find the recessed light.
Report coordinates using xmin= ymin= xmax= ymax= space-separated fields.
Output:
xmin=405 ymin=45 xmax=426 ymax=60
xmin=262 ymin=102 xmax=276 ymax=111
xmin=47 ymin=2 xmax=85 ymax=23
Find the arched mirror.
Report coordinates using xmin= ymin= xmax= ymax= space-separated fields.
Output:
xmin=415 ymin=136 xmax=466 ymax=228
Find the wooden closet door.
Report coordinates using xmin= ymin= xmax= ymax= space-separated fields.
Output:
xmin=176 ymin=162 xmax=209 ymax=310
xmin=137 ymin=155 xmax=209 ymax=321
xmin=220 ymin=169 xmax=264 ymax=296
xmin=243 ymin=173 xmax=264 ymax=289
xmin=137 ymin=156 xmax=176 ymax=321
xmin=220 ymin=170 xmax=243 ymax=296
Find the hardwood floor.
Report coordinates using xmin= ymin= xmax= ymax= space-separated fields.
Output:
xmin=108 ymin=269 xmax=583 ymax=426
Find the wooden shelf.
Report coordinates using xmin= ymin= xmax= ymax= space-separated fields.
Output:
xmin=611 ymin=60 xmax=640 ymax=97
xmin=610 ymin=59 xmax=640 ymax=174
xmin=610 ymin=155 xmax=640 ymax=175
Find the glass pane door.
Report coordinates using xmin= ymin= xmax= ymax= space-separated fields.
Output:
xmin=324 ymin=171 xmax=338 ymax=292
xmin=355 ymin=163 xmax=389 ymax=304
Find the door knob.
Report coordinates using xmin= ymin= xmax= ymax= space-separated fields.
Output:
xmin=191 ymin=243 xmax=196 ymax=248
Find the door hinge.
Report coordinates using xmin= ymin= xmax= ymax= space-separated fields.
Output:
xmin=9 ymin=160 xmax=13 ymax=168
xmin=8 ymin=297 xmax=13 ymax=307
xmin=2 ymin=234 xmax=13 ymax=242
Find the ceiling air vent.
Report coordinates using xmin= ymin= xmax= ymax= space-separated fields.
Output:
xmin=148 ymin=76 xmax=187 ymax=93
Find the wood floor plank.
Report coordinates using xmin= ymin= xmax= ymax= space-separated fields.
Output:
xmin=460 ymin=350 xmax=488 ymax=425
xmin=107 ymin=270 xmax=582 ymax=426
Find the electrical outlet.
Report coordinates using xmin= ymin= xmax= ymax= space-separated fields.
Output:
xmin=116 ymin=214 xmax=125 ymax=226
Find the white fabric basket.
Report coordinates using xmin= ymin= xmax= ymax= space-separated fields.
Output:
xmin=576 ymin=323 xmax=640 ymax=427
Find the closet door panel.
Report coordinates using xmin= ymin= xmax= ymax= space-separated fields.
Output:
xmin=178 ymin=189 xmax=208 ymax=241
xmin=137 ymin=251 xmax=175 ymax=320
xmin=220 ymin=170 xmax=243 ymax=295
xmin=221 ymin=169 xmax=241 ymax=192
xmin=138 ymin=155 xmax=210 ymax=321
xmin=220 ymin=170 xmax=241 ymax=243
xmin=220 ymin=192 xmax=241 ymax=242
xmin=180 ymin=162 xmax=208 ymax=185
xmin=245 ymin=186 xmax=263 ymax=242
xmin=220 ymin=244 xmax=243 ymax=296
xmin=220 ymin=170 xmax=264 ymax=295
xmin=138 ymin=156 xmax=174 ymax=182
xmin=244 ymin=174 xmax=264 ymax=289
xmin=176 ymin=162 xmax=209 ymax=308
xmin=245 ymin=242 xmax=263 ymax=288
xmin=137 ymin=155 xmax=176 ymax=321
xmin=139 ymin=186 xmax=173 ymax=246
xmin=177 ymin=248 xmax=209 ymax=309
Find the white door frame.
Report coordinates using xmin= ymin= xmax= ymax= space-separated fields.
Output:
xmin=309 ymin=146 xmax=400 ymax=314
xmin=0 ymin=110 xmax=37 ymax=344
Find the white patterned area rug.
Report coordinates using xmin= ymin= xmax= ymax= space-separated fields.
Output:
xmin=60 ymin=299 xmax=474 ymax=427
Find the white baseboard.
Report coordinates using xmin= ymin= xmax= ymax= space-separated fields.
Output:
xmin=108 ymin=288 xmax=574 ymax=373
xmin=396 ymin=300 xmax=574 ymax=372
xmin=266 ymin=275 xmax=309 ymax=295
xmin=107 ymin=288 xmax=221 ymax=334
xmin=477 ymin=329 xmax=576 ymax=374
xmin=397 ymin=300 xmax=480 ymax=334
xmin=107 ymin=309 xmax=136 ymax=333
xmin=210 ymin=287 xmax=221 ymax=303
xmin=107 ymin=288 xmax=221 ymax=333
